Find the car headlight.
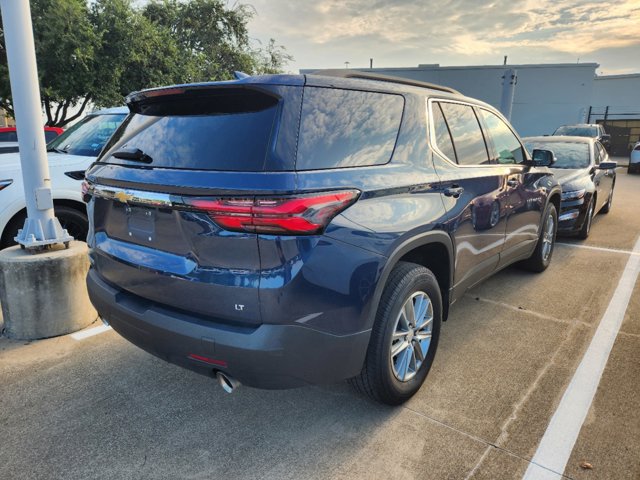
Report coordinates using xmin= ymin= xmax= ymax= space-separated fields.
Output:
xmin=0 ymin=179 xmax=13 ymax=191
xmin=561 ymin=188 xmax=586 ymax=201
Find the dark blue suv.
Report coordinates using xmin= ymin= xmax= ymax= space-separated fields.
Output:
xmin=84 ymin=71 xmax=561 ymax=404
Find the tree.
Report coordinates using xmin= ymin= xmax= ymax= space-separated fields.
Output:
xmin=0 ymin=0 xmax=293 ymax=127
xmin=142 ymin=0 xmax=257 ymax=81
xmin=253 ymin=38 xmax=294 ymax=75
xmin=0 ymin=0 xmax=97 ymax=127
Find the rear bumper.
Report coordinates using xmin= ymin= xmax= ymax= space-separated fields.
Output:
xmin=87 ymin=269 xmax=371 ymax=389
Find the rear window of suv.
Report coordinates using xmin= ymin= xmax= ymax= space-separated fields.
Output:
xmin=101 ymin=89 xmax=280 ymax=171
xmin=296 ymin=87 xmax=404 ymax=170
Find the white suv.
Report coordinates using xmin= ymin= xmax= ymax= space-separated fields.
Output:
xmin=0 ymin=107 xmax=127 ymax=249
xmin=630 ymin=142 xmax=640 ymax=174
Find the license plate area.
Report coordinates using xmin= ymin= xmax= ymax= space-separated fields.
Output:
xmin=126 ymin=206 xmax=156 ymax=241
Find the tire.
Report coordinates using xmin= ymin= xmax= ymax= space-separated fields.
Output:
xmin=0 ymin=206 xmax=88 ymax=250
xmin=55 ymin=206 xmax=88 ymax=241
xmin=520 ymin=203 xmax=557 ymax=273
xmin=601 ymin=186 xmax=613 ymax=214
xmin=349 ymin=261 xmax=442 ymax=405
xmin=577 ymin=198 xmax=594 ymax=240
xmin=0 ymin=211 xmax=26 ymax=249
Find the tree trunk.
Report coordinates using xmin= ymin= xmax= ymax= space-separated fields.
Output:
xmin=55 ymin=96 xmax=91 ymax=128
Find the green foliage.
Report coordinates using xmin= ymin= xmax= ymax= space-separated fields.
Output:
xmin=0 ymin=0 xmax=292 ymax=127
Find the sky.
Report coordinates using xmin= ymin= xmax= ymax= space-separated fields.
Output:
xmin=246 ymin=0 xmax=640 ymax=76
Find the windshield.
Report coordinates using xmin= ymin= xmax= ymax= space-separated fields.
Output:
xmin=48 ymin=113 xmax=127 ymax=157
xmin=553 ymin=126 xmax=598 ymax=137
xmin=525 ymin=141 xmax=591 ymax=169
xmin=0 ymin=131 xmax=18 ymax=142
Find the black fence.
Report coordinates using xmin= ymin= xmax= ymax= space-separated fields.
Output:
xmin=588 ymin=106 xmax=640 ymax=156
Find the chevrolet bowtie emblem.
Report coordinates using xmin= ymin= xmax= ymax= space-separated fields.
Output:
xmin=115 ymin=190 xmax=133 ymax=204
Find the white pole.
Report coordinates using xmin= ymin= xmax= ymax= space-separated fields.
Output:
xmin=500 ymin=68 xmax=517 ymax=121
xmin=0 ymin=0 xmax=71 ymax=250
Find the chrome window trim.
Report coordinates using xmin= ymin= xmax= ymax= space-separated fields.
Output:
xmin=88 ymin=183 xmax=176 ymax=208
xmin=426 ymin=97 xmax=528 ymax=171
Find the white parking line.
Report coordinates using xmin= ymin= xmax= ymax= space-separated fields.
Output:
xmin=523 ymin=235 xmax=640 ymax=480
xmin=556 ymin=242 xmax=640 ymax=256
xmin=70 ymin=324 xmax=112 ymax=341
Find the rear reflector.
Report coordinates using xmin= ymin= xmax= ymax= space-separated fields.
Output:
xmin=184 ymin=190 xmax=360 ymax=235
xmin=188 ymin=353 xmax=228 ymax=367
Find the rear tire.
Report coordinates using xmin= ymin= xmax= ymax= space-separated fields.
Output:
xmin=349 ymin=261 xmax=442 ymax=405
xmin=520 ymin=203 xmax=557 ymax=273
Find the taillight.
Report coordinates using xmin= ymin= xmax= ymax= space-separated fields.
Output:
xmin=184 ymin=190 xmax=360 ymax=235
xmin=81 ymin=180 xmax=91 ymax=202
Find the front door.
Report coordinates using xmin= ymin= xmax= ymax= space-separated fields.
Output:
xmin=429 ymin=100 xmax=509 ymax=301
xmin=476 ymin=108 xmax=546 ymax=265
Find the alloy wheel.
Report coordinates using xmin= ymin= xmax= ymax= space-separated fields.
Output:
xmin=541 ymin=213 xmax=555 ymax=262
xmin=390 ymin=291 xmax=434 ymax=382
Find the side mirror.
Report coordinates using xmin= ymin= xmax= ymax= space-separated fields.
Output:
xmin=601 ymin=134 xmax=611 ymax=142
xmin=598 ymin=161 xmax=617 ymax=170
xmin=531 ymin=149 xmax=555 ymax=167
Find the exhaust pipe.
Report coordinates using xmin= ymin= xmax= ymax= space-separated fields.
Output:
xmin=216 ymin=371 xmax=240 ymax=394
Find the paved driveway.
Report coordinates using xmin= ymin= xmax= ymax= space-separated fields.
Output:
xmin=1 ymin=169 xmax=638 ymax=480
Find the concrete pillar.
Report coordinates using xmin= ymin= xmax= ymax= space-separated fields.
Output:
xmin=0 ymin=242 xmax=97 ymax=339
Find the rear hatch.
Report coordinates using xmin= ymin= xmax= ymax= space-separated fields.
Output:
xmin=86 ymin=81 xmax=304 ymax=326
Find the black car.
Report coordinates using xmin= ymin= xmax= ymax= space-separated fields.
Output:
xmin=524 ymin=136 xmax=616 ymax=239
xmin=552 ymin=124 xmax=611 ymax=151
xmin=84 ymin=71 xmax=562 ymax=405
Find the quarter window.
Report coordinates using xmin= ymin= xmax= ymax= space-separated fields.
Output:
xmin=432 ymin=102 xmax=457 ymax=162
xmin=479 ymin=109 xmax=524 ymax=164
xmin=438 ymin=102 xmax=490 ymax=165
xmin=297 ymin=88 xmax=404 ymax=170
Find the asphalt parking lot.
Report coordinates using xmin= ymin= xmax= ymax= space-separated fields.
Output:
xmin=1 ymin=168 xmax=638 ymax=480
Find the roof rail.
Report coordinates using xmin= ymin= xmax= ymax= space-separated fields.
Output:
xmin=309 ymin=69 xmax=460 ymax=94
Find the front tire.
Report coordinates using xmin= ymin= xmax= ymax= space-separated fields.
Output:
xmin=350 ymin=261 xmax=442 ymax=405
xmin=577 ymin=198 xmax=594 ymax=240
xmin=0 ymin=206 xmax=88 ymax=250
xmin=520 ymin=203 xmax=557 ymax=273
xmin=601 ymin=186 xmax=614 ymax=214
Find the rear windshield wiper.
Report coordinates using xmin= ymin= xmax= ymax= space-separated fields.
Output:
xmin=112 ymin=147 xmax=153 ymax=164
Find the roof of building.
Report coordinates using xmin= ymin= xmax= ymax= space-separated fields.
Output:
xmin=595 ymin=73 xmax=640 ymax=80
xmin=523 ymin=135 xmax=593 ymax=143
xmin=328 ymin=62 xmax=601 ymax=73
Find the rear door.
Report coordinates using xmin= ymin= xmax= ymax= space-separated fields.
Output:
xmin=429 ymin=100 xmax=509 ymax=299
xmin=86 ymin=84 xmax=302 ymax=326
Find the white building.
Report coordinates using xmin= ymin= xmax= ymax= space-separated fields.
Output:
xmin=302 ymin=63 xmax=640 ymax=155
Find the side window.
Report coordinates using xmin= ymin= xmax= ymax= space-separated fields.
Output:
xmin=597 ymin=142 xmax=607 ymax=162
xmin=594 ymin=143 xmax=602 ymax=165
xmin=478 ymin=109 xmax=525 ymax=164
xmin=432 ymin=102 xmax=457 ymax=162
xmin=297 ymin=88 xmax=404 ymax=170
xmin=439 ymin=102 xmax=490 ymax=165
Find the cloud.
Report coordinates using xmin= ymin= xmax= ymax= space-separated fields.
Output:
xmin=247 ymin=0 xmax=640 ymax=72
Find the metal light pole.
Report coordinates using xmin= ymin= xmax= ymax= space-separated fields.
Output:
xmin=500 ymin=68 xmax=518 ymax=121
xmin=0 ymin=0 xmax=71 ymax=250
